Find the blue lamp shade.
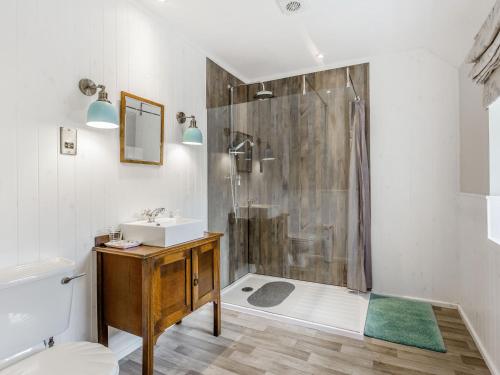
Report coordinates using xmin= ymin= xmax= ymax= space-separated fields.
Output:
xmin=87 ymin=100 xmax=119 ymax=129
xmin=182 ymin=125 xmax=203 ymax=146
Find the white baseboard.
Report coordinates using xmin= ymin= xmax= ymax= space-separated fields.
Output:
xmin=458 ymin=305 xmax=499 ymax=375
xmin=373 ymin=291 xmax=459 ymax=309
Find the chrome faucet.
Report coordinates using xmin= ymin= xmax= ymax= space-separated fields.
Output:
xmin=143 ymin=208 xmax=166 ymax=223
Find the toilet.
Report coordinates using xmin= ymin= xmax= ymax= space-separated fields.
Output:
xmin=0 ymin=258 xmax=118 ymax=375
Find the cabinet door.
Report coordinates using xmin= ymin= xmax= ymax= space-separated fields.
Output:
xmin=192 ymin=241 xmax=220 ymax=309
xmin=152 ymin=249 xmax=191 ymax=334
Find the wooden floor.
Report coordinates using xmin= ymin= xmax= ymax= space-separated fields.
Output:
xmin=119 ymin=305 xmax=490 ymax=375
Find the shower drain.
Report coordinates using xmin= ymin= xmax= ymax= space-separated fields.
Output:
xmin=242 ymin=287 xmax=254 ymax=292
xmin=276 ymin=0 xmax=308 ymax=15
xmin=286 ymin=1 xmax=301 ymax=12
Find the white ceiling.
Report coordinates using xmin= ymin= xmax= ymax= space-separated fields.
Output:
xmin=139 ymin=0 xmax=494 ymax=82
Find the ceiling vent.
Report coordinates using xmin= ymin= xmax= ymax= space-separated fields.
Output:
xmin=276 ymin=0 xmax=308 ymax=15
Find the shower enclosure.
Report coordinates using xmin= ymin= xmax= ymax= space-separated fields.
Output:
xmin=207 ymin=59 xmax=370 ymax=332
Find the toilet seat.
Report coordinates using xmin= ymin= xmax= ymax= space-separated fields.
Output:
xmin=0 ymin=342 xmax=118 ymax=375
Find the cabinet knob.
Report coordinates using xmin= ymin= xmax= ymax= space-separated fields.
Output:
xmin=193 ymin=275 xmax=199 ymax=286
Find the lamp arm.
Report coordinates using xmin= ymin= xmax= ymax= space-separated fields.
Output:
xmin=176 ymin=111 xmax=196 ymax=125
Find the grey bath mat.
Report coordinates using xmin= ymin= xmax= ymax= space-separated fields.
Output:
xmin=247 ymin=281 xmax=295 ymax=307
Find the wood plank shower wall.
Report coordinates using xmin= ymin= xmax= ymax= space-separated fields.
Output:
xmin=207 ymin=59 xmax=370 ymax=287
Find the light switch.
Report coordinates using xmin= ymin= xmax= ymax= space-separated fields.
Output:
xmin=60 ymin=127 xmax=77 ymax=155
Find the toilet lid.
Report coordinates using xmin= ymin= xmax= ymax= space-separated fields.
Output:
xmin=0 ymin=342 xmax=119 ymax=375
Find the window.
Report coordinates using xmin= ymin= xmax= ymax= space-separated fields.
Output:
xmin=488 ymin=98 xmax=500 ymax=244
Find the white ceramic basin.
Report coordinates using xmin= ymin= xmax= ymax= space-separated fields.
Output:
xmin=121 ymin=217 xmax=205 ymax=247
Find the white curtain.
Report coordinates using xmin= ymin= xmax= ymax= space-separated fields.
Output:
xmin=467 ymin=0 xmax=500 ymax=107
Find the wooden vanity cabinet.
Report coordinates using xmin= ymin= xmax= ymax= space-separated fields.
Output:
xmin=94 ymin=233 xmax=222 ymax=375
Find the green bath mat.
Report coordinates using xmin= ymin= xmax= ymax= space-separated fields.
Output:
xmin=364 ymin=294 xmax=446 ymax=353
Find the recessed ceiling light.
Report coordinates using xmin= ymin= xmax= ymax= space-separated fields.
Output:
xmin=158 ymin=0 xmax=166 ymax=2
xmin=317 ymin=53 xmax=324 ymax=59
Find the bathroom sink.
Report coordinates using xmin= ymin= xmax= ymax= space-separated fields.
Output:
xmin=121 ymin=217 xmax=205 ymax=247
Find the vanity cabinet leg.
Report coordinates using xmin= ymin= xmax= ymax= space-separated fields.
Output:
xmin=142 ymin=335 xmax=154 ymax=375
xmin=213 ymin=298 xmax=221 ymax=337
xmin=142 ymin=259 xmax=154 ymax=375
xmin=98 ymin=323 xmax=108 ymax=347
xmin=96 ymin=252 xmax=108 ymax=347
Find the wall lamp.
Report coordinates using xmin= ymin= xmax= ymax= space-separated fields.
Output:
xmin=78 ymin=78 xmax=119 ymax=129
xmin=176 ymin=112 xmax=203 ymax=145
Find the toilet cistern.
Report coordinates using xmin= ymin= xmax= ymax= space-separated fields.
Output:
xmin=0 ymin=258 xmax=118 ymax=375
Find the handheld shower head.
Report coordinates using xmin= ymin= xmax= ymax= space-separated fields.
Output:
xmin=230 ymin=138 xmax=255 ymax=154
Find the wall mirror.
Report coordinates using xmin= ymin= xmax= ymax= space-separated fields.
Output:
xmin=120 ymin=92 xmax=164 ymax=165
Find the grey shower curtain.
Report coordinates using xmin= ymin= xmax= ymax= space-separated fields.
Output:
xmin=346 ymin=100 xmax=372 ymax=292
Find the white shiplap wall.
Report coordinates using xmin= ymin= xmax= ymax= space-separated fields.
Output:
xmin=0 ymin=0 xmax=207 ymax=342
xmin=458 ymin=194 xmax=500 ymax=375
xmin=370 ymin=49 xmax=460 ymax=304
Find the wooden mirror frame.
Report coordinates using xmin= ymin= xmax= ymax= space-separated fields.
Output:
xmin=120 ymin=91 xmax=165 ymax=166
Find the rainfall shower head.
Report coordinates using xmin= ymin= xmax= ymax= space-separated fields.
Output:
xmin=254 ymin=82 xmax=274 ymax=100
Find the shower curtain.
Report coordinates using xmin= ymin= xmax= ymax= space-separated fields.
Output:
xmin=346 ymin=100 xmax=372 ymax=292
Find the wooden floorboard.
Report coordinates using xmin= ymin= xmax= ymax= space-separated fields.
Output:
xmin=119 ymin=306 xmax=491 ymax=375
